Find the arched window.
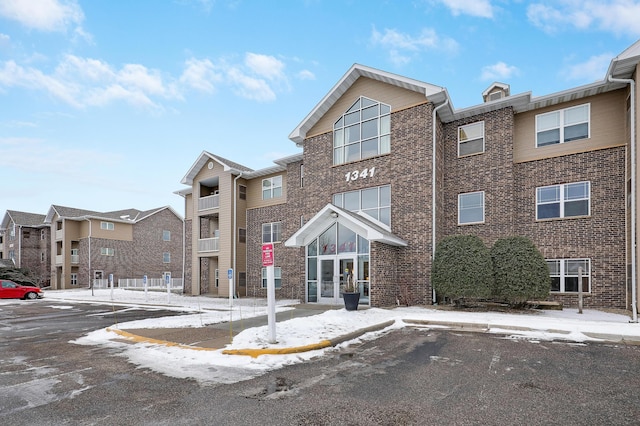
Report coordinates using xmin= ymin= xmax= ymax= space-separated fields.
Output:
xmin=333 ymin=97 xmax=391 ymax=165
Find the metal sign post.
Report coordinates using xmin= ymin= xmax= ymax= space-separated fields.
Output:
xmin=165 ymin=274 xmax=171 ymax=304
xmin=109 ymin=273 xmax=114 ymax=300
xmin=228 ymin=268 xmax=234 ymax=308
xmin=143 ymin=275 xmax=148 ymax=302
xmin=262 ymin=243 xmax=276 ymax=343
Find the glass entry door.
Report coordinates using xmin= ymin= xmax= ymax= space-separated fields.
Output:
xmin=318 ymin=257 xmax=356 ymax=304
xmin=319 ymin=259 xmax=336 ymax=304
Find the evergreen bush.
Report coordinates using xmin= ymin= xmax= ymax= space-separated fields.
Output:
xmin=491 ymin=236 xmax=550 ymax=306
xmin=431 ymin=235 xmax=494 ymax=303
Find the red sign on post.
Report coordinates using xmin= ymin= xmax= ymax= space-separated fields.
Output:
xmin=262 ymin=243 xmax=274 ymax=267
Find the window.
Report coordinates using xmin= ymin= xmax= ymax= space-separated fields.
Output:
xmin=536 ymin=104 xmax=590 ymax=147
xmin=536 ymin=181 xmax=590 ymax=220
xmin=262 ymin=267 xmax=282 ymax=289
xmin=163 ymin=252 xmax=171 ymax=263
xmin=100 ymin=221 xmax=114 ymax=230
xmin=41 ymin=252 xmax=45 ymax=262
xmin=333 ymin=96 xmax=391 ymax=165
xmin=162 ymin=230 xmax=171 ymax=241
xmin=215 ymin=269 xmax=219 ymax=288
xmin=238 ymin=228 xmax=246 ymax=243
xmin=23 ymin=231 xmax=30 ymax=238
xmin=458 ymin=121 xmax=484 ymax=156
xmin=71 ymin=273 xmax=78 ymax=286
xmin=458 ymin=191 xmax=485 ymax=224
xmin=100 ymin=247 xmax=114 ymax=256
xmin=41 ymin=229 xmax=45 ymax=240
xmin=262 ymin=222 xmax=281 ymax=243
xmin=239 ymin=185 xmax=247 ymax=200
xmin=333 ymin=185 xmax=391 ymax=226
xmin=300 ymin=164 xmax=304 ymax=188
xmin=262 ymin=176 xmax=282 ymax=200
xmin=547 ymin=259 xmax=590 ymax=293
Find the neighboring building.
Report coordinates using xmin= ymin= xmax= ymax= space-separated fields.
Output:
xmin=44 ymin=205 xmax=184 ymax=289
xmin=0 ymin=210 xmax=51 ymax=286
xmin=178 ymin=40 xmax=640 ymax=314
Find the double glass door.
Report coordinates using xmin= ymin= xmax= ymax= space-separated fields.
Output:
xmin=319 ymin=257 xmax=355 ymax=304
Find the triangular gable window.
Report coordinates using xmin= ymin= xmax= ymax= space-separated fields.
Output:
xmin=333 ymin=96 xmax=391 ymax=165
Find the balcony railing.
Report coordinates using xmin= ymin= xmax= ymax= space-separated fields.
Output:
xmin=55 ymin=229 xmax=63 ymax=240
xmin=71 ymin=254 xmax=79 ymax=264
xmin=198 ymin=194 xmax=219 ymax=211
xmin=198 ymin=237 xmax=219 ymax=252
xmin=55 ymin=255 xmax=63 ymax=265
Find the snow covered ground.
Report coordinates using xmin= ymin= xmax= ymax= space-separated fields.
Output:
xmin=11 ymin=288 xmax=640 ymax=386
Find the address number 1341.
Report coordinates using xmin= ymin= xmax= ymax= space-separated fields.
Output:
xmin=345 ymin=167 xmax=375 ymax=182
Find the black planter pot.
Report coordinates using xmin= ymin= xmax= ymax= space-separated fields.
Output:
xmin=342 ymin=292 xmax=360 ymax=311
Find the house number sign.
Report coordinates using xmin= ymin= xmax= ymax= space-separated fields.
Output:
xmin=345 ymin=167 xmax=376 ymax=182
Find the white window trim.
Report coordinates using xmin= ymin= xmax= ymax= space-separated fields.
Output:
xmin=100 ymin=247 xmax=114 ymax=256
xmin=547 ymin=258 xmax=591 ymax=293
xmin=262 ymin=222 xmax=281 ymax=243
xmin=162 ymin=230 xmax=171 ymax=241
xmin=100 ymin=221 xmax=114 ymax=231
xmin=536 ymin=181 xmax=591 ymax=220
xmin=163 ymin=252 xmax=171 ymax=263
xmin=458 ymin=121 xmax=485 ymax=157
xmin=262 ymin=176 xmax=283 ymax=200
xmin=458 ymin=191 xmax=485 ymax=225
xmin=535 ymin=103 xmax=590 ymax=147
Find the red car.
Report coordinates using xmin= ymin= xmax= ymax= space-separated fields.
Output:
xmin=0 ymin=280 xmax=42 ymax=300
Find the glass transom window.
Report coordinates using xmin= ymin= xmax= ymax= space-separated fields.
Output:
xmin=333 ymin=185 xmax=391 ymax=226
xmin=536 ymin=104 xmax=590 ymax=147
xmin=333 ymin=97 xmax=391 ymax=165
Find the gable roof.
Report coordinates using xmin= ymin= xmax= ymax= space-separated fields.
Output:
xmin=44 ymin=205 xmax=181 ymax=224
xmin=1 ymin=210 xmax=46 ymax=229
xmin=289 ymin=64 xmax=447 ymax=144
xmin=181 ymin=151 xmax=254 ymax=185
xmin=285 ymin=203 xmax=407 ymax=248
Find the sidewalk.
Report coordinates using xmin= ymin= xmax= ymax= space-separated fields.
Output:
xmin=45 ymin=289 xmax=640 ymax=356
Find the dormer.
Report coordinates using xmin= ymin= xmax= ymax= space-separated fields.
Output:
xmin=482 ymin=82 xmax=510 ymax=102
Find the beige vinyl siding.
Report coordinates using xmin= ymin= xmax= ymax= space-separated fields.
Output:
xmin=514 ymin=90 xmax=627 ymax=163
xmin=306 ymin=76 xmax=428 ymax=139
xmin=184 ymin=193 xmax=193 ymax=220
xmin=246 ymin=171 xmax=288 ymax=209
xmin=90 ymin=219 xmax=133 ymax=240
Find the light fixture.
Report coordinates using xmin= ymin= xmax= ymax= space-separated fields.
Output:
xmin=330 ymin=211 xmax=338 ymax=218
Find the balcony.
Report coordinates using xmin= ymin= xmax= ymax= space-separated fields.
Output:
xmin=198 ymin=237 xmax=219 ymax=253
xmin=198 ymin=194 xmax=219 ymax=211
xmin=55 ymin=229 xmax=63 ymax=240
xmin=55 ymin=255 xmax=63 ymax=265
xmin=71 ymin=254 xmax=79 ymax=264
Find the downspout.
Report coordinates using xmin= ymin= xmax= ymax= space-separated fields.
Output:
xmin=233 ymin=171 xmax=244 ymax=298
xmin=17 ymin=224 xmax=22 ymax=267
xmin=432 ymin=98 xmax=449 ymax=304
xmin=86 ymin=218 xmax=92 ymax=294
xmin=609 ymin=75 xmax=637 ymax=323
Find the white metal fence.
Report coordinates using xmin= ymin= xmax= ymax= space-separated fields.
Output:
xmin=92 ymin=278 xmax=184 ymax=291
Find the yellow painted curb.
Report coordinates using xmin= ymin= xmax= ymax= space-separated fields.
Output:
xmin=222 ymin=340 xmax=333 ymax=358
xmin=106 ymin=327 xmax=217 ymax=351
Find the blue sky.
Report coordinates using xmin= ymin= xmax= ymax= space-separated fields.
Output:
xmin=1 ymin=0 xmax=639 ymax=217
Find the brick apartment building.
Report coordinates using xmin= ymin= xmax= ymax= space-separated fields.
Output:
xmin=1 ymin=205 xmax=184 ymax=290
xmin=0 ymin=210 xmax=51 ymax=286
xmin=179 ymin=40 xmax=639 ymax=314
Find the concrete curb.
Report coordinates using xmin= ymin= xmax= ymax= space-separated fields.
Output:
xmin=222 ymin=320 xmax=397 ymax=358
xmin=106 ymin=327 xmax=217 ymax=351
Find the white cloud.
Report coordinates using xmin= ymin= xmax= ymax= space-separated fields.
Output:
xmin=226 ymin=67 xmax=276 ymax=102
xmin=564 ymin=53 xmax=612 ymax=82
xmin=179 ymin=58 xmax=222 ymax=93
xmin=370 ymin=27 xmax=459 ymax=65
xmin=244 ymin=53 xmax=286 ymax=81
xmin=297 ymin=69 xmax=315 ymax=80
xmin=437 ymin=0 xmax=494 ymax=18
xmin=528 ymin=0 xmax=640 ymax=37
xmin=0 ymin=33 xmax=10 ymax=48
xmin=0 ymin=0 xmax=84 ymax=32
xmin=480 ymin=61 xmax=519 ymax=81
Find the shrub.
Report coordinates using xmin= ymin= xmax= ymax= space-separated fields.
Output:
xmin=491 ymin=236 xmax=550 ymax=306
xmin=431 ymin=235 xmax=494 ymax=303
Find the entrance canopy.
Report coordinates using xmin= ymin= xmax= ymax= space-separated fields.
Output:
xmin=284 ymin=204 xmax=407 ymax=248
